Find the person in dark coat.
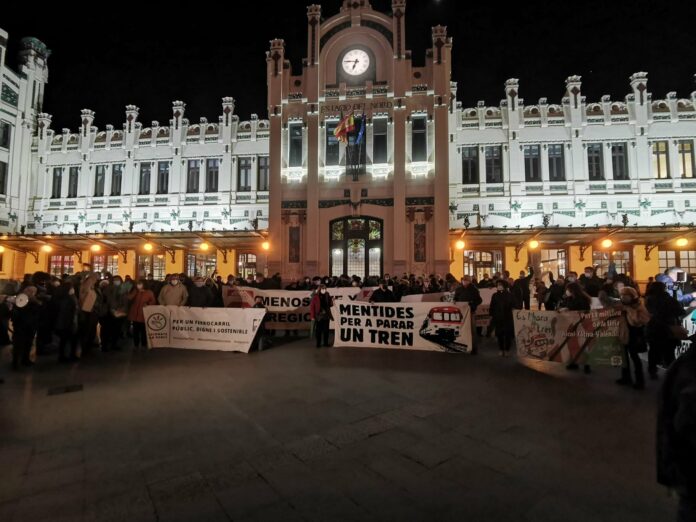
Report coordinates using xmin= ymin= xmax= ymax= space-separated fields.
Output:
xmin=370 ymin=280 xmax=396 ymax=303
xmin=188 ymin=277 xmax=215 ymax=307
xmin=545 ymin=274 xmax=565 ymax=311
xmin=53 ymin=281 xmax=79 ymax=363
xmin=489 ymin=280 xmax=515 ymax=357
xmin=656 ymin=342 xmax=696 ymax=521
xmin=559 ymin=282 xmax=593 ymax=373
xmin=512 ymin=267 xmax=534 ymax=310
xmin=578 ymin=266 xmax=603 ymax=298
xmin=310 ymin=284 xmax=334 ymax=348
xmin=10 ymin=286 xmax=41 ymax=369
xmin=454 ymin=275 xmax=483 ymax=354
xmin=646 ymin=280 xmax=686 ymax=379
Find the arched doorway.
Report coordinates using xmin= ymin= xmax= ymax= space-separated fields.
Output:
xmin=329 ymin=217 xmax=383 ymax=279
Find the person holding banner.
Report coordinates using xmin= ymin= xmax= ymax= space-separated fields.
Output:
xmin=310 ymin=284 xmax=334 ymax=348
xmin=616 ymin=287 xmax=650 ymax=390
xmin=454 ymin=276 xmax=483 ymax=354
xmin=559 ymin=282 xmax=593 ymax=373
xmin=490 ymin=280 xmax=515 ymax=357
xmin=128 ymin=279 xmax=156 ymax=350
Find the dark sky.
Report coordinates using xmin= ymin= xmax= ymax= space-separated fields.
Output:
xmin=4 ymin=0 xmax=696 ymax=131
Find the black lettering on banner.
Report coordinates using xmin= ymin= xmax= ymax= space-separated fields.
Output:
xmin=340 ymin=328 xmax=364 ymax=343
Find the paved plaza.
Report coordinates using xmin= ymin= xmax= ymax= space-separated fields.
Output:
xmin=0 ymin=336 xmax=676 ymax=521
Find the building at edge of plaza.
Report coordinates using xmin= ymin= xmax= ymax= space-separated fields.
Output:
xmin=1 ymin=0 xmax=696 ymax=287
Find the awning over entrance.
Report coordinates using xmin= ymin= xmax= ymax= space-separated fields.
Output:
xmin=0 ymin=230 xmax=268 ymax=259
xmin=449 ymin=225 xmax=696 ymax=250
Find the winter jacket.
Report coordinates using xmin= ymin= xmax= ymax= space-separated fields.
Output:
xmin=489 ymin=289 xmax=514 ymax=334
xmin=310 ymin=292 xmax=334 ymax=321
xmin=453 ymin=285 xmax=482 ymax=313
xmin=158 ymin=283 xmax=189 ymax=306
xmin=128 ymin=289 xmax=156 ymax=323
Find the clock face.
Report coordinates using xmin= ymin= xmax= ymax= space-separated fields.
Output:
xmin=342 ymin=49 xmax=370 ymax=76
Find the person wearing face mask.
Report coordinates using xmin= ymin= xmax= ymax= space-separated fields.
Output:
xmin=616 ymin=287 xmax=650 ymax=389
xmin=645 ymin=280 xmax=685 ymax=380
xmin=128 ymin=279 xmax=156 ymax=350
xmin=188 ymin=276 xmax=215 ymax=307
xmin=53 ymin=281 xmax=79 ymax=363
xmin=578 ymin=266 xmax=603 ymax=298
xmin=489 ymin=281 xmax=515 ymax=357
xmin=558 ymin=282 xmax=593 ymax=373
xmin=545 ymin=274 xmax=565 ymax=311
xmin=370 ymin=279 xmax=396 ymax=303
xmin=565 ymin=271 xmax=578 ymax=284
xmin=310 ymin=284 xmax=334 ymax=348
xmin=78 ymin=273 xmax=100 ymax=356
xmin=454 ymin=275 xmax=483 ymax=353
xmin=158 ymin=275 xmax=189 ymax=306
xmin=512 ymin=267 xmax=534 ymax=310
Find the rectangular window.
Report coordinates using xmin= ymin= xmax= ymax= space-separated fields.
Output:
xmin=238 ymin=157 xmax=252 ymax=192
xmin=92 ymin=254 xmax=119 ymax=276
xmin=540 ymin=249 xmax=567 ymax=277
xmin=485 ymin=146 xmax=503 ymax=183
xmin=258 ymin=156 xmax=269 ymax=191
xmin=548 ymin=144 xmax=565 ymax=181
xmin=660 ymin=250 xmax=696 ymax=274
xmin=611 ymin=143 xmax=629 ymax=180
xmin=206 ymin=158 xmax=219 ymax=192
xmin=325 ymin=121 xmax=339 ymax=166
xmin=461 ymin=147 xmax=479 ymax=184
xmin=373 ymin=118 xmax=388 ymax=164
xmin=592 ymin=250 xmax=630 ymax=278
xmin=186 ymin=160 xmax=200 ymax=193
xmin=414 ymin=224 xmax=426 ymax=262
xmin=94 ymin=165 xmax=105 ymax=196
xmin=139 ymin=163 xmax=151 ymax=195
xmin=111 ymin=164 xmax=123 ymax=196
xmin=289 ymin=226 xmax=300 ymax=263
xmin=137 ymin=254 xmax=166 ymax=280
xmin=156 ymin=162 xmax=169 ymax=194
xmin=0 ymin=121 xmax=11 ymax=149
xmin=288 ymin=123 xmax=303 ymax=167
xmin=51 ymin=167 xmax=62 ymax=199
xmin=0 ymin=161 xmax=7 ymax=195
xmin=411 ymin=116 xmax=427 ymax=162
xmin=587 ymin=143 xmax=604 ymax=180
xmin=524 ymin=145 xmax=541 ymax=182
xmin=652 ymin=141 xmax=670 ymax=179
xmin=49 ymin=255 xmax=74 ymax=277
xmin=678 ymin=140 xmax=694 ymax=178
xmin=67 ymin=166 xmax=79 ymax=198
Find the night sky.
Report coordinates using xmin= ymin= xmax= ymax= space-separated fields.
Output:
xmin=4 ymin=1 xmax=696 ymax=131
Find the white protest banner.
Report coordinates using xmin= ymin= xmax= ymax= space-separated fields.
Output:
xmin=513 ymin=308 xmax=623 ymax=366
xmin=222 ymin=287 xmax=362 ymax=329
xmin=475 ymin=288 xmax=495 ymax=328
xmin=677 ymin=309 xmax=696 ymax=359
xmin=332 ymin=302 xmax=472 ymax=353
xmin=143 ymin=305 xmax=265 ymax=353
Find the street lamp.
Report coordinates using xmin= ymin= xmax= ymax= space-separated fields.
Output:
xmin=200 ymin=242 xmax=209 ymax=251
xmin=143 ymin=243 xmax=153 ymax=252
xmin=676 ymin=237 xmax=689 ymax=248
xmin=601 ymin=238 xmax=613 ymax=249
xmin=262 ymin=241 xmax=270 ymax=251
xmin=528 ymin=239 xmax=540 ymax=250
xmin=90 ymin=244 xmax=101 ymax=253
xmin=41 ymin=245 xmax=52 ymax=253
xmin=455 ymin=240 xmax=465 ymax=250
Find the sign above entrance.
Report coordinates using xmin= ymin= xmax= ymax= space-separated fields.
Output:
xmin=320 ymin=101 xmax=393 ymax=115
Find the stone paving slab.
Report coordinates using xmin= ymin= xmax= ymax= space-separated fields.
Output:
xmin=0 ymin=337 xmax=678 ymax=521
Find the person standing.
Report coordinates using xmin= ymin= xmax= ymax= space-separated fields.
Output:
xmin=489 ymin=280 xmax=515 ymax=357
xmin=78 ymin=273 xmax=100 ymax=355
xmin=656 ymin=342 xmax=696 ymax=521
xmin=369 ymin=280 xmax=396 ymax=303
xmin=53 ymin=281 xmax=79 ymax=363
xmin=558 ymin=282 xmax=593 ymax=373
xmin=454 ymin=275 xmax=482 ymax=354
xmin=128 ymin=279 xmax=156 ymax=350
xmin=10 ymin=287 xmax=40 ymax=369
xmin=646 ymin=279 xmax=686 ymax=379
xmin=105 ymin=276 xmax=129 ymax=351
xmin=310 ymin=284 xmax=334 ymax=348
xmin=187 ymin=276 xmax=215 ymax=307
xmin=512 ymin=267 xmax=534 ymax=310
xmin=616 ymin=287 xmax=650 ymax=390
xmin=158 ymin=275 xmax=188 ymax=306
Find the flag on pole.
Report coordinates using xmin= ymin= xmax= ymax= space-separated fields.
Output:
xmin=334 ymin=111 xmax=355 ymax=143
xmin=355 ymin=114 xmax=366 ymax=145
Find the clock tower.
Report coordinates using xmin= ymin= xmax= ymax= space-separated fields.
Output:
xmin=266 ymin=0 xmax=453 ymax=280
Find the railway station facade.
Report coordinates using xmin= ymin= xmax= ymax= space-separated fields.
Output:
xmin=0 ymin=0 xmax=695 ymax=286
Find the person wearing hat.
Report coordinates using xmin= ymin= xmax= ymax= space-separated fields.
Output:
xmin=158 ymin=275 xmax=189 ymax=306
xmin=10 ymin=286 xmax=40 ymax=369
xmin=187 ymin=276 xmax=215 ymax=307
